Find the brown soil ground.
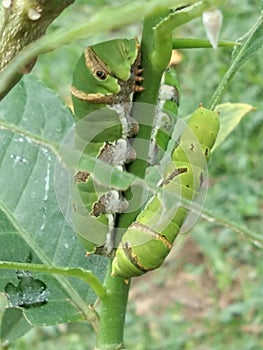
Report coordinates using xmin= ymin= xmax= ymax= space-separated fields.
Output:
xmin=129 ymin=236 xmax=244 ymax=320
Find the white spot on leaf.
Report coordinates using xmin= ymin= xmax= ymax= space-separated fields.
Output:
xmin=25 ymin=136 xmax=33 ymax=144
xmin=42 ymin=148 xmax=51 ymax=201
xmin=10 ymin=154 xmax=28 ymax=164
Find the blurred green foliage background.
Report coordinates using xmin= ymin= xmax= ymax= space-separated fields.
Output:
xmin=2 ymin=0 xmax=263 ymax=349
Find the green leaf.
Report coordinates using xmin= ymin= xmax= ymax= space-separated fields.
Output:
xmin=1 ymin=308 xmax=31 ymax=344
xmin=231 ymin=9 xmax=263 ymax=68
xmin=213 ymin=103 xmax=255 ymax=151
xmin=209 ymin=10 xmax=263 ymax=109
xmin=0 ymin=76 xmax=108 ymax=326
xmin=4 ymin=270 xmax=49 ymax=309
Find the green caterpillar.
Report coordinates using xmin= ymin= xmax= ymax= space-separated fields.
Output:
xmin=112 ymin=106 xmax=219 ymax=279
xmin=71 ymin=38 xmax=142 ymax=254
xmin=71 ymin=38 xmax=218 ymax=279
xmin=71 ymin=38 xmax=180 ymax=255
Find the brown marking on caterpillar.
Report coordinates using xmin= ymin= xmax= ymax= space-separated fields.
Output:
xmin=199 ymin=171 xmax=204 ymax=187
xmin=121 ymin=222 xmax=172 ymax=272
xmin=74 ymin=171 xmax=89 ymax=183
xmin=84 ymin=47 xmax=110 ymax=79
xmin=70 ymin=86 xmax=114 ymax=103
xmin=160 ymin=167 xmax=188 ymax=186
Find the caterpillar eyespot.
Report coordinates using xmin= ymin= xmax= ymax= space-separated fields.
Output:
xmin=95 ymin=70 xmax=108 ymax=80
xmin=112 ymin=106 xmax=219 ymax=279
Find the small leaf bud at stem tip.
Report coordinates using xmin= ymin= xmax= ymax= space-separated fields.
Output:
xmin=202 ymin=9 xmax=223 ymax=49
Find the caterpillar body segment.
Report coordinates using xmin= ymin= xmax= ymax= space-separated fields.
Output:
xmin=71 ymin=39 xmax=141 ymax=254
xmin=112 ymin=106 xmax=219 ymax=278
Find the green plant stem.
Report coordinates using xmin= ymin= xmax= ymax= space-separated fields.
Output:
xmin=173 ymin=38 xmax=239 ymax=49
xmin=200 ymin=207 xmax=263 ymax=248
xmin=208 ymin=62 xmax=238 ymax=110
xmin=96 ymin=261 xmax=130 ymax=350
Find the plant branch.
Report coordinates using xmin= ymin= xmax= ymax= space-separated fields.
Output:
xmin=200 ymin=207 xmax=263 ymax=248
xmin=173 ymin=38 xmax=238 ymax=49
xmin=96 ymin=262 xmax=130 ymax=350
xmin=0 ymin=0 xmax=75 ymax=98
